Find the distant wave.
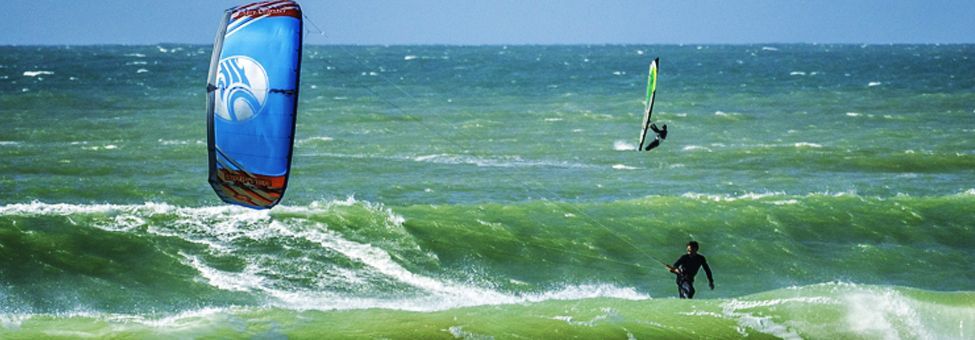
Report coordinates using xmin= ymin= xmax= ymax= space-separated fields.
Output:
xmin=302 ymin=152 xmax=595 ymax=169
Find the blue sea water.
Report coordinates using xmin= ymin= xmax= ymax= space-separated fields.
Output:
xmin=1 ymin=44 xmax=974 ymax=338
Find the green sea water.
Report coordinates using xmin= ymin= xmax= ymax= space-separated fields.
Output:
xmin=1 ymin=44 xmax=974 ymax=338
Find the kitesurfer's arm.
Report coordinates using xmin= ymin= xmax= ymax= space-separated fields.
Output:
xmin=666 ymin=256 xmax=685 ymax=274
xmin=703 ymin=259 xmax=714 ymax=289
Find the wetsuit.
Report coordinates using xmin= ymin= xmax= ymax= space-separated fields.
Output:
xmin=672 ymin=253 xmax=713 ymax=299
xmin=644 ymin=124 xmax=668 ymax=151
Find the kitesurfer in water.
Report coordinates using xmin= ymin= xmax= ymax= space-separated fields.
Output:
xmin=665 ymin=241 xmax=713 ymax=299
xmin=644 ymin=123 xmax=668 ymax=151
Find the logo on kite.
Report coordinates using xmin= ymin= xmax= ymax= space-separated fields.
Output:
xmin=215 ymin=56 xmax=269 ymax=122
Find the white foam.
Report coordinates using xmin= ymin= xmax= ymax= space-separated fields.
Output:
xmin=843 ymin=289 xmax=930 ymax=339
xmin=846 ymin=112 xmax=861 ymax=117
xmin=181 ymin=253 xmax=266 ymax=292
xmin=82 ymin=144 xmax=119 ymax=151
xmin=681 ymin=192 xmax=788 ymax=202
xmin=761 ymin=46 xmax=779 ymax=51
xmin=868 ymin=81 xmax=883 ymax=87
xmin=551 ymin=308 xmax=619 ymax=327
xmin=23 ymin=71 xmax=54 ymax=77
xmin=157 ymin=139 xmax=202 ymax=146
xmin=0 ymin=201 xmax=143 ymax=216
xmin=682 ymin=145 xmax=712 ymax=152
xmin=404 ymin=55 xmax=418 ymax=61
xmin=298 ymin=136 xmax=334 ymax=144
xmin=446 ymin=326 xmax=492 ymax=339
xmin=794 ymin=142 xmax=822 ymax=148
xmin=136 ymin=69 xmax=149 ymax=74
xmin=789 ymin=71 xmax=806 ymax=76
xmin=613 ymin=140 xmax=636 ymax=151
xmin=0 ymin=141 xmax=20 ymax=146
xmin=612 ymin=164 xmax=636 ymax=170
xmin=769 ymin=199 xmax=799 ymax=205
xmin=721 ymin=297 xmax=832 ymax=340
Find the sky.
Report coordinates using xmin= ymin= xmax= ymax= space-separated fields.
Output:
xmin=2 ymin=0 xmax=974 ymax=45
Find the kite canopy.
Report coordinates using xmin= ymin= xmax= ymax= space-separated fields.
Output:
xmin=206 ymin=1 xmax=303 ymax=209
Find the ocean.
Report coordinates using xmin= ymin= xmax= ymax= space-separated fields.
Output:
xmin=1 ymin=44 xmax=974 ymax=339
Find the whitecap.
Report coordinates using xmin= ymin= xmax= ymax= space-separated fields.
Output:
xmin=23 ymin=71 xmax=54 ymax=77
xmin=83 ymin=144 xmax=119 ymax=151
xmin=136 ymin=69 xmax=149 ymax=73
xmin=794 ymin=142 xmax=822 ymax=148
xmin=682 ymin=192 xmax=788 ymax=202
xmin=769 ymin=199 xmax=799 ymax=205
xmin=403 ymin=55 xmax=418 ymax=61
xmin=868 ymin=81 xmax=882 ymax=87
xmin=761 ymin=46 xmax=779 ymax=51
xmin=682 ymin=145 xmax=713 ymax=152
xmin=612 ymin=164 xmax=636 ymax=170
xmin=299 ymin=136 xmax=334 ymax=144
xmin=157 ymin=139 xmax=193 ymax=145
xmin=846 ymin=112 xmax=861 ymax=117
xmin=613 ymin=140 xmax=636 ymax=151
xmin=789 ymin=71 xmax=806 ymax=76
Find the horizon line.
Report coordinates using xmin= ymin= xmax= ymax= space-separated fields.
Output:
xmin=3 ymin=42 xmax=975 ymax=48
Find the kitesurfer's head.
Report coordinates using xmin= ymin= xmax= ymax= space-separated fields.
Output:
xmin=686 ymin=241 xmax=700 ymax=254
